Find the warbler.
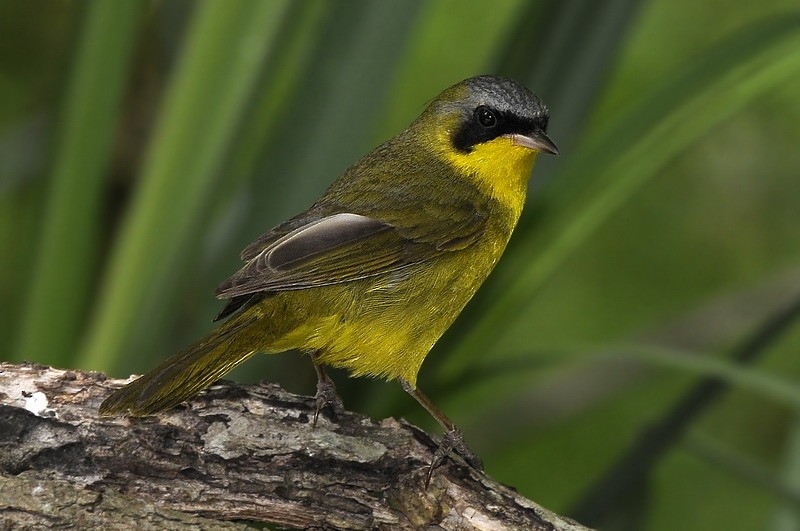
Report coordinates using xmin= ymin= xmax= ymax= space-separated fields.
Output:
xmin=100 ymin=75 xmax=558 ymax=478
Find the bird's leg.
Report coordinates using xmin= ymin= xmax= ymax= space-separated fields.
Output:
xmin=399 ymin=378 xmax=483 ymax=486
xmin=311 ymin=352 xmax=343 ymax=428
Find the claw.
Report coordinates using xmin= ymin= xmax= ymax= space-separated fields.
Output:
xmin=424 ymin=427 xmax=483 ymax=488
xmin=399 ymin=378 xmax=484 ymax=487
xmin=312 ymin=375 xmax=343 ymax=428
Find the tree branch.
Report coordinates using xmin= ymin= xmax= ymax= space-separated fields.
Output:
xmin=0 ymin=362 xmax=589 ymax=530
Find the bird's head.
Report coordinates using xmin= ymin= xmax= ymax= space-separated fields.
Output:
xmin=415 ymin=75 xmax=558 ymax=207
xmin=432 ymin=75 xmax=558 ymax=155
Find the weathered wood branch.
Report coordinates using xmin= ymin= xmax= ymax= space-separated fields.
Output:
xmin=0 ymin=362 xmax=589 ymax=530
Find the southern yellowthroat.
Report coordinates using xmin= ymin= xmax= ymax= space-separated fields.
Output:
xmin=100 ymin=75 xmax=558 ymax=477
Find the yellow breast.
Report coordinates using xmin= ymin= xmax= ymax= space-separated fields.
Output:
xmin=439 ymin=133 xmax=536 ymax=221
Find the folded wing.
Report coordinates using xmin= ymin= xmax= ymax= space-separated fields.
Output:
xmin=215 ymin=209 xmax=485 ymax=300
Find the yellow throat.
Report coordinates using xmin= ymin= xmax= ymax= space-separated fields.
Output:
xmin=441 ymin=132 xmax=538 ymax=220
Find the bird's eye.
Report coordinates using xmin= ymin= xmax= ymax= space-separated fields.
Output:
xmin=476 ymin=106 xmax=497 ymax=128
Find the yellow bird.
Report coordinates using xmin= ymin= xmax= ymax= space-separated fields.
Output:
xmin=100 ymin=75 xmax=558 ymax=477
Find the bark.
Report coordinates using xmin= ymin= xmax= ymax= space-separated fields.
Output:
xmin=0 ymin=362 xmax=590 ymax=531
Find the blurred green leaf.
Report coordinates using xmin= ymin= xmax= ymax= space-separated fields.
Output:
xmin=571 ymin=290 xmax=800 ymax=527
xmin=246 ymin=0 xmax=425 ymax=226
xmin=442 ymin=270 xmax=800 ymax=432
xmin=378 ymin=0 xmax=526 ymax=137
xmin=607 ymin=346 xmax=800 ymax=409
xmin=685 ymin=432 xmax=800 ymax=507
xmin=497 ymin=0 xmax=644 ymax=156
xmin=14 ymin=0 xmax=144 ymax=366
xmin=445 ymin=342 xmax=800 ymax=412
xmin=771 ymin=413 xmax=800 ymax=530
xmin=211 ymin=0 xmax=332 ymax=201
xmin=78 ymin=0 xmax=291 ymax=372
xmin=116 ymin=0 xmax=334 ymax=374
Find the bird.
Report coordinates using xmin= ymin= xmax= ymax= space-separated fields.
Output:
xmin=100 ymin=74 xmax=558 ymax=482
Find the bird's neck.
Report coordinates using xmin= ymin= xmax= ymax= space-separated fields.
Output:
xmin=437 ymin=134 xmax=536 ymax=223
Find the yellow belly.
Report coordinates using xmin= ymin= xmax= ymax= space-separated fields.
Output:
xmin=257 ymin=234 xmax=508 ymax=385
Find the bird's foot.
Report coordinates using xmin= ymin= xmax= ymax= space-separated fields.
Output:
xmin=425 ymin=427 xmax=484 ymax=488
xmin=312 ymin=378 xmax=344 ymax=428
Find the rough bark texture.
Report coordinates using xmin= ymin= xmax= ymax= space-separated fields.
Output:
xmin=0 ymin=362 xmax=590 ymax=530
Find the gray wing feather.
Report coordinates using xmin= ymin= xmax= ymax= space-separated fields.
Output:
xmin=215 ymin=213 xmax=409 ymax=298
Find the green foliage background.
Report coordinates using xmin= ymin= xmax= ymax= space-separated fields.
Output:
xmin=2 ymin=1 xmax=800 ymax=529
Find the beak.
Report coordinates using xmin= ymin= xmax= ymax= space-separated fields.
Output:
xmin=505 ymin=130 xmax=560 ymax=155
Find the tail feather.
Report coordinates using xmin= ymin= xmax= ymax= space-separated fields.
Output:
xmin=99 ymin=314 xmax=259 ymax=417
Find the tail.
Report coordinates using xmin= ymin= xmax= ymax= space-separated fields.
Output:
xmin=99 ymin=313 xmax=260 ymax=417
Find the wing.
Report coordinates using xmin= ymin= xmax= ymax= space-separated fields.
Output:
xmin=214 ymin=208 xmax=485 ymax=299
xmin=237 ymin=209 xmax=328 ymax=261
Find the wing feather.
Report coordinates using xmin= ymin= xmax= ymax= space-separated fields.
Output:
xmin=214 ymin=207 xmax=485 ymax=300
